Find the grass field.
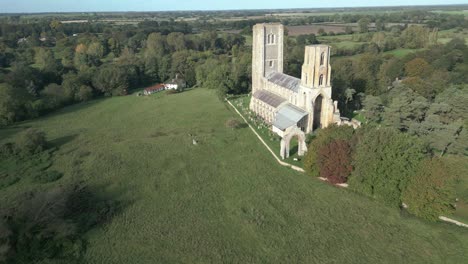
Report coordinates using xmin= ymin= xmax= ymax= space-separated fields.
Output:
xmin=1 ymin=88 xmax=467 ymax=263
xmin=384 ymin=48 xmax=426 ymax=58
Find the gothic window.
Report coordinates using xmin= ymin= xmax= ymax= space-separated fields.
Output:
xmin=267 ymin=34 xmax=276 ymax=44
xmin=320 ymin=52 xmax=325 ymax=66
xmin=319 ymin=74 xmax=324 ymax=86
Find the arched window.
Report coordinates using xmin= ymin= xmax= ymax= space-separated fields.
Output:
xmin=267 ymin=34 xmax=275 ymax=44
xmin=269 ymin=60 xmax=274 ymax=68
xmin=319 ymin=74 xmax=324 ymax=86
xmin=320 ymin=52 xmax=325 ymax=66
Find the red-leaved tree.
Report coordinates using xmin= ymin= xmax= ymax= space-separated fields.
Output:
xmin=317 ymin=139 xmax=353 ymax=184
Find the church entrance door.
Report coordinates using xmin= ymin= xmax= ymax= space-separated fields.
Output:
xmin=313 ymin=95 xmax=323 ymax=130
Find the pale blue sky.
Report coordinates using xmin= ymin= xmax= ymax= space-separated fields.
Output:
xmin=1 ymin=0 xmax=467 ymax=13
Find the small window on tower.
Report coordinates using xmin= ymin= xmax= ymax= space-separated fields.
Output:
xmin=320 ymin=52 xmax=325 ymax=66
xmin=269 ymin=60 xmax=274 ymax=68
xmin=319 ymin=74 xmax=324 ymax=86
xmin=271 ymin=34 xmax=275 ymax=44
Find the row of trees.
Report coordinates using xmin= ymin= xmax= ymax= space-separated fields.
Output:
xmin=0 ymin=18 xmax=252 ymax=126
xmin=302 ymin=36 xmax=467 ymax=222
xmin=304 ymin=125 xmax=465 ymax=221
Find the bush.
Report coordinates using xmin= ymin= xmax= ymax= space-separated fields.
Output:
xmin=317 ymin=139 xmax=353 ymax=184
xmin=0 ymin=143 xmax=14 ymax=158
xmin=0 ymin=184 xmax=121 ymax=263
xmin=14 ymin=129 xmax=47 ymax=155
xmin=304 ymin=125 xmax=355 ymax=177
xmin=225 ymin=118 xmax=243 ymax=129
xmin=34 ymin=170 xmax=63 ymax=184
xmin=348 ymin=127 xmax=427 ymax=207
xmin=75 ymin=85 xmax=93 ymax=102
xmin=402 ymin=158 xmax=456 ymax=221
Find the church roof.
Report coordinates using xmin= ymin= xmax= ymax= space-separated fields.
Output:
xmin=273 ymin=104 xmax=308 ymax=131
xmin=252 ymin=90 xmax=286 ymax=108
xmin=267 ymin=72 xmax=301 ymax=93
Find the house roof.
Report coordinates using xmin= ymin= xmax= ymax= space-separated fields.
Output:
xmin=145 ymin=84 xmax=165 ymax=91
xmin=273 ymin=103 xmax=308 ymax=130
xmin=252 ymin=90 xmax=286 ymax=108
xmin=267 ymin=72 xmax=301 ymax=93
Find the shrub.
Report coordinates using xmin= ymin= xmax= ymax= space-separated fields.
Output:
xmin=34 ymin=170 xmax=63 ymax=184
xmin=14 ymin=129 xmax=47 ymax=155
xmin=317 ymin=139 xmax=353 ymax=184
xmin=304 ymin=125 xmax=354 ymax=177
xmin=75 ymin=85 xmax=93 ymax=102
xmin=0 ymin=143 xmax=14 ymax=158
xmin=0 ymin=184 xmax=121 ymax=263
xmin=225 ymin=118 xmax=243 ymax=129
xmin=402 ymin=158 xmax=456 ymax=221
xmin=348 ymin=127 xmax=427 ymax=207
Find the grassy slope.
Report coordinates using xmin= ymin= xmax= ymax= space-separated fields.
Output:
xmin=1 ymin=88 xmax=467 ymax=263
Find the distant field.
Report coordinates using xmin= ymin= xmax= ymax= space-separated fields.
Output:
xmin=1 ymin=88 xmax=467 ymax=263
xmin=287 ymin=25 xmax=348 ymax=36
xmin=384 ymin=48 xmax=425 ymax=58
xmin=431 ymin=10 xmax=468 ymax=16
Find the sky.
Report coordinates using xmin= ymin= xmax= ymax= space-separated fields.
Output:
xmin=1 ymin=0 xmax=467 ymax=13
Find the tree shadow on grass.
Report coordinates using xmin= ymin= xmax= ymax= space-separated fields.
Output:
xmin=0 ymin=182 xmax=132 ymax=263
xmin=49 ymin=134 xmax=78 ymax=148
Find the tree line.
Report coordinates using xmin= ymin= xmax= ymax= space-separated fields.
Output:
xmin=0 ymin=19 xmax=251 ymax=126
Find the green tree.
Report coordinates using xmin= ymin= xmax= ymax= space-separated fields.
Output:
xmin=75 ymin=85 xmax=93 ymax=102
xmin=87 ymin=41 xmax=104 ymax=66
xmin=405 ymin=58 xmax=433 ymax=78
xmin=358 ymin=18 xmax=370 ymax=33
xmin=362 ymin=95 xmax=384 ymax=123
xmin=14 ymin=128 xmax=47 ymax=155
xmin=349 ymin=128 xmax=427 ymax=207
xmin=401 ymin=26 xmax=430 ymax=49
xmin=0 ymin=84 xmax=26 ymax=126
xmin=382 ymin=88 xmax=429 ymax=132
xmin=41 ymin=83 xmax=72 ymax=107
xmin=402 ymin=158 xmax=458 ymax=221
xmin=74 ymin=43 xmax=89 ymax=70
xmin=166 ymin=32 xmax=186 ymax=51
xmin=92 ymin=65 xmax=129 ymax=96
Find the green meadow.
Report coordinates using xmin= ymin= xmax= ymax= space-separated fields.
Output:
xmin=1 ymin=88 xmax=467 ymax=263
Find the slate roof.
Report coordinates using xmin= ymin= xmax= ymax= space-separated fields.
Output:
xmin=252 ymin=90 xmax=286 ymax=108
xmin=267 ymin=72 xmax=301 ymax=92
xmin=273 ymin=103 xmax=308 ymax=130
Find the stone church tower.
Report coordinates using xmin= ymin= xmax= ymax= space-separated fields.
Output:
xmin=249 ymin=23 xmax=353 ymax=159
xmin=251 ymin=23 xmax=284 ymax=95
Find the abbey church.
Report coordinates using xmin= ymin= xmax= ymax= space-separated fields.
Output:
xmin=249 ymin=23 xmax=346 ymax=159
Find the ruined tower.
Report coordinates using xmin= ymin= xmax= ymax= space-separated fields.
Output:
xmin=301 ymin=45 xmax=331 ymax=88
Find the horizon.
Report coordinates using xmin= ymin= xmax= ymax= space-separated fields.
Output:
xmin=1 ymin=0 xmax=467 ymax=14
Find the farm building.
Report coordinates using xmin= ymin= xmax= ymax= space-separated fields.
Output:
xmin=144 ymin=84 xmax=166 ymax=95
xmin=165 ymin=74 xmax=187 ymax=90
